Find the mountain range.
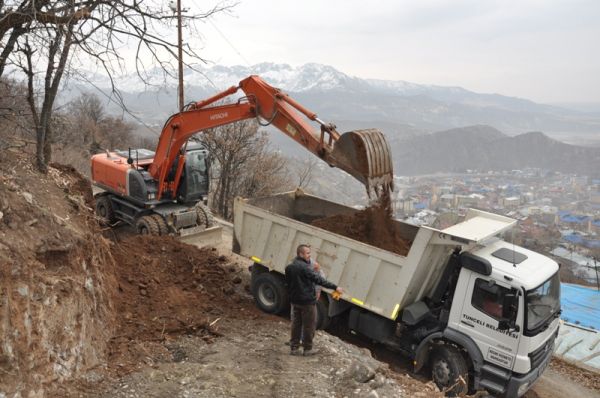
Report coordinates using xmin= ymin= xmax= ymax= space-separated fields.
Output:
xmin=72 ymin=62 xmax=600 ymax=141
xmin=67 ymin=63 xmax=600 ymax=176
xmin=393 ymin=125 xmax=600 ymax=176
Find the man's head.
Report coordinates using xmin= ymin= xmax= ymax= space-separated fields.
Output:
xmin=296 ymin=244 xmax=311 ymax=261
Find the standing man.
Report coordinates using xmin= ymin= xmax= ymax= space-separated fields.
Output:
xmin=285 ymin=244 xmax=342 ymax=356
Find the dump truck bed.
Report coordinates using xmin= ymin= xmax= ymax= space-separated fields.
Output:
xmin=233 ymin=190 xmax=515 ymax=320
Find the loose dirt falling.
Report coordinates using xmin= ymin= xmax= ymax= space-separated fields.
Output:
xmin=311 ymin=192 xmax=411 ymax=256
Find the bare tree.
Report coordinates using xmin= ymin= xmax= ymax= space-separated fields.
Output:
xmin=97 ymin=115 xmax=134 ymax=150
xmin=200 ymin=120 xmax=291 ymax=220
xmin=294 ymin=156 xmax=319 ymax=189
xmin=0 ymin=78 xmax=32 ymax=140
xmin=1 ymin=0 xmax=235 ymax=170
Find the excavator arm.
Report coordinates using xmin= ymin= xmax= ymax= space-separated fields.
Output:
xmin=148 ymin=75 xmax=394 ymax=200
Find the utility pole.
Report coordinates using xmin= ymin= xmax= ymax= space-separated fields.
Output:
xmin=177 ymin=0 xmax=184 ymax=112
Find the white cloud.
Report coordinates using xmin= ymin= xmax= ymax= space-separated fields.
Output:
xmin=185 ymin=0 xmax=600 ymax=103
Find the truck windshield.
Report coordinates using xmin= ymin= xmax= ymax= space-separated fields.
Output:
xmin=526 ymin=272 xmax=560 ymax=333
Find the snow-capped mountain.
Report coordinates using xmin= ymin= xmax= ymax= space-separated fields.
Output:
xmin=70 ymin=62 xmax=600 ymax=140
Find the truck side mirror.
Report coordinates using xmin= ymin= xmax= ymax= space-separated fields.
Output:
xmin=499 ymin=289 xmax=520 ymax=332
xmin=502 ymin=290 xmax=519 ymax=320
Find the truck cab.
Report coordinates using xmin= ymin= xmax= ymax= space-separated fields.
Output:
xmin=448 ymin=240 xmax=560 ymax=396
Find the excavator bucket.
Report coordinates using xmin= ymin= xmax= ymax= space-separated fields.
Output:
xmin=329 ymin=128 xmax=394 ymax=197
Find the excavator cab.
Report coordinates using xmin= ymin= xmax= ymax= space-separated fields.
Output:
xmin=176 ymin=143 xmax=210 ymax=204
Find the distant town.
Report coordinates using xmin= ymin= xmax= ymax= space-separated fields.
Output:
xmin=392 ymin=169 xmax=600 ymax=287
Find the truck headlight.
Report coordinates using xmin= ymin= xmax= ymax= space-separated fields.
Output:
xmin=148 ymin=193 xmax=156 ymax=200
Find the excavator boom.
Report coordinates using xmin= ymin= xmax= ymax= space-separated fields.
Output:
xmin=149 ymin=75 xmax=394 ymax=199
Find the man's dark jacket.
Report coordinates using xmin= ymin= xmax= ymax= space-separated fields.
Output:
xmin=285 ymin=257 xmax=337 ymax=305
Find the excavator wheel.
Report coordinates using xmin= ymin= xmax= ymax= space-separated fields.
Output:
xmin=151 ymin=214 xmax=169 ymax=235
xmin=136 ymin=215 xmax=160 ymax=236
xmin=95 ymin=195 xmax=116 ymax=225
xmin=195 ymin=203 xmax=214 ymax=228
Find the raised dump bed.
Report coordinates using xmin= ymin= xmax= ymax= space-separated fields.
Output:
xmin=233 ymin=189 xmax=514 ymax=320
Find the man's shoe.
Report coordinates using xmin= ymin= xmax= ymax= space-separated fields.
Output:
xmin=290 ymin=349 xmax=302 ymax=356
xmin=303 ymin=348 xmax=319 ymax=356
xmin=285 ymin=340 xmax=302 ymax=346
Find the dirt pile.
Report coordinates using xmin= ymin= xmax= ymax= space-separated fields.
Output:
xmin=105 ymin=235 xmax=249 ymax=376
xmin=0 ymin=150 xmax=118 ymax=396
xmin=0 ymin=145 xmax=251 ymax=396
xmin=311 ymin=200 xmax=411 ymax=256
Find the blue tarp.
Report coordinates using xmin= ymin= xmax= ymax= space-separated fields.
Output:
xmin=562 ymin=234 xmax=600 ymax=249
xmin=560 ymin=214 xmax=589 ymax=223
xmin=560 ymin=283 xmax=600 ymax=330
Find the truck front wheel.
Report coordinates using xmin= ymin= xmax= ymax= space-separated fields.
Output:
xmin=431 ymin=345 xmax=469 ymax=396
xmin=252 ymin=272 xmax=289 ymax=314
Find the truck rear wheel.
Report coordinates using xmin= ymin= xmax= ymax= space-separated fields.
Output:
xmin=95 ymin=195 xmax=116 ymax=225
xmin=431 ymin=345 xmax=469 ymax=396
xmin=252 ymin=272 xmax=289 ymax=314
xmin=136 ymin=215 xmax=160 ymax=236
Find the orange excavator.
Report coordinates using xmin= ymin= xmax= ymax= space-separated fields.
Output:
xmin=91 ymin=75 xmax=394 ymax=236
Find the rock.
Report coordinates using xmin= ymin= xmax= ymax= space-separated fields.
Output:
xmin=218 ymin=255 xmax=227 ymax=262
xmin=363 ymin=390 xmax=379 ymax=398
xmin=22 ymin=192 xmax=33 ymax=204
xmin=232 ymin=276 xmax=242 ymax=284
xmin=346 ymin=361 xmax=376 ymax=383
xmin=25 ymin=218 xmax=38 ymax=227
xmin=369 ymin=374 xmax=386 ymax=390
xmin=0 ymin=211 xmax=3 ymax=221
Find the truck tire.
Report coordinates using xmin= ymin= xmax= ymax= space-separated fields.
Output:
xmin=95 ymin=195 xmax=116 ymax=225
xmin=316 ymin=296 xmax=331 ymax=330
xmin=151 ymin=214 xmax=169 ymax=235
xmin=431 ymin=345 xmax=469 ymax=396
xmin=136 ymin=215 xmax=160 ymax=236
xmin=195 ymin=203 xmax=214 ymax=228
xmin=252 ymin=272 xmax=289 ymax=314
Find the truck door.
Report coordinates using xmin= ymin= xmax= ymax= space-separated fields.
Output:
xmin=457 ymin=274 xmax=521 ymax=371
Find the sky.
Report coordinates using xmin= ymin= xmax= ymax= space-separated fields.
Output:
xmin=181 ymin=0 xmax=600 ymax=106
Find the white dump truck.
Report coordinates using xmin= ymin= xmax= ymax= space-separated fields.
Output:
xmin=233 ymin=190 xmax=560 ymax=397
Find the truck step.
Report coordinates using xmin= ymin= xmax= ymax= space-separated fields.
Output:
xmin=478 ymin=378 xmax=505 ymax=394
xmin=481 ymin=363 xmax=511 ymax=380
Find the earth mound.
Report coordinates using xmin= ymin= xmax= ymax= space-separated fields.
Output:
xmin=311 ymin=202 xmax=411 ymax=256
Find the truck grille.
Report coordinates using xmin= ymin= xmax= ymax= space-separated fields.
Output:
xmin=529 ymin=338 xmax=554 ymax=370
